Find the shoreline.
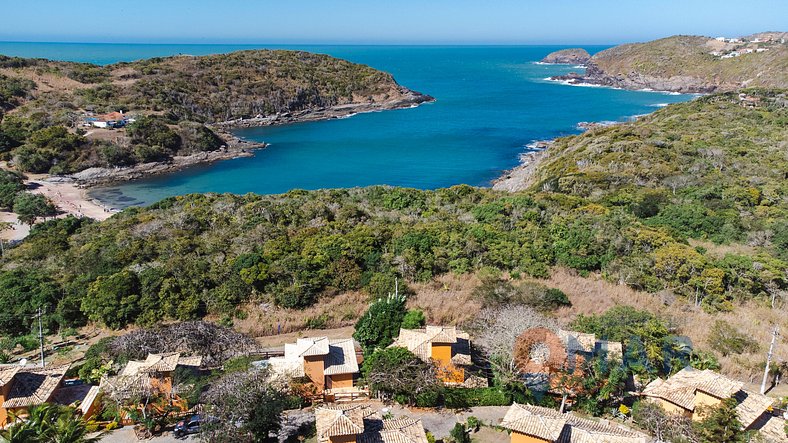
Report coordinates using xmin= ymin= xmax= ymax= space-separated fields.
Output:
xmin=68 ymin=91 xmax=434 ymax=189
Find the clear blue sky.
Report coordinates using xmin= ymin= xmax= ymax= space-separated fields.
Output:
xmin=2 ymin=0 xmax=786 ymax=45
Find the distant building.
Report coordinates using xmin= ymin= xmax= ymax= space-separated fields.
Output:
xmin=390 ymin=325 xmax=485 ymax=387
xmin=268 ymin=337 xmax=365 ymax=400
xmin=101 ymin=353 xmax=202 ymax=401
xmin=314 ymin=404 xmax=429 ymax=443
xmin=641 ymin=367 xmax=786 ymax=440
xmin=500 ymin=403 xmax=648 ymax=443
xmin=84 ymin=110 xmax=131 ymax=129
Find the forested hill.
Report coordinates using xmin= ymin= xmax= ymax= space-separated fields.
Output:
xmin=0 ymin=50 xmax=431 ymax=175
xmin=1 ymin=89 xmax=785 ymax=337
xmin=555 ymin=34 xmax=788 ymax=93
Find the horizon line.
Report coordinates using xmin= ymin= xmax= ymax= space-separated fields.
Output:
xmin=0 ymin=39 xmax=624 ymax=47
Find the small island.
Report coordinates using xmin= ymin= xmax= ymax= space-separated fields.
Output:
xmin=540 ymin=48 xmax=591 ymax=64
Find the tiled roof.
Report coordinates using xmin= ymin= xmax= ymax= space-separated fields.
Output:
xmin=391 ymin=326 xmax=472 ymax=367
xmin=315 ymin=405 xmax=370 ymax=443
xmin=0 ymin=365 xmax=21 ymax=386
xmin=500 ymin=403 xmax=567 ymax=441
xmin=755 ymin=415 xmax=788 ymax=443
xmin=561 ymin=415 xmax=649 ymax=443
xmin=360 ymin=417 xmax=430 ymax=443
xmin=558 ymin=330 xmax=596 ymax=353
xmin=286 ymin=337 xmax=331 ymax=358
xmin=594 ymin=340 xmax=623 ymax=361
xmin=734 ymin=390 xmax=776 ymax=429
xmin=642 ymin=367 xmax=745 ymax=412
xmin=2 ymin=365 xmax=69 ymax=409
xmin=106 ymin=352 xmax=201 ymax=399
xmin=323 ymin=339 xmax=360 ymax=376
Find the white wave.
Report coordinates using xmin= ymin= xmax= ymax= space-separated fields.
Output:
xmin=650 ymin=103 xmax=670 ymax=107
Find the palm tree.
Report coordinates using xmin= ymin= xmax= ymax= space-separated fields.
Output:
xmin=0 ymin=404 xmax=104 ymax=443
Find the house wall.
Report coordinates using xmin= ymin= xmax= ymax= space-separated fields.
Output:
xmin=692 ymin=392 xmax=722 ymax=420
xmin=150 ymin=372 xmax=173 ymax=396
xmin=0 ymin=382 xmax=10 ymax=426
xmin=304 ymin=356 xmax=326 ymax=391
xmin=432 ymin=343 xmax=464 ymax=384
xmin=329 ymin=434 xmax=358 ymax=443
xmin=327 ymin=373 xmax=355 ymax=390
xmin=655 ymin=398 xmax=692 ymax=419
xmin=432 ymin=343 xmax=453 ymax=366
xmin=511 ymin=431 xmax=551 ymax=443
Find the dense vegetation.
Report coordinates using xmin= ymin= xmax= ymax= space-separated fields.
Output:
xmin=0 ymin=50 xmax=424 ymax=173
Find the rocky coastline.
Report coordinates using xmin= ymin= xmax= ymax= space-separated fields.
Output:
xmin=67 ymin=90 xmax=434 ymax=188
xmin=550 ymin=64 xmax=719 ymax=94
xmin=540 ymin=48 xmax=591 ymax=65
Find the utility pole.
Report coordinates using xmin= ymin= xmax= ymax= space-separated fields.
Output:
xmin=395 ymin=277 xmax=399 ymax=297
xmin=35 ymin=306 xmax=45 ymax=368
xmin=760 ymin=326 xmax=779 ymax=394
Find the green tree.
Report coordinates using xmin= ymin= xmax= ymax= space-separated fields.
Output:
xmin=0 ymin=403 xmax=102 ymax=443
xmin=13 ymin=193 xmax=56 ymax=225
xmin=82 ymin=270 xmax=141 ymax=328
xmin=448 ymin=423 xmax=470 ymax=443
xmin=353 ymin=293 xmax=407 ymax=354
xmin=694 ymin=398 xmax=746 ymax=443
xmin=245 ymin=388 xmax=287 ymax=443
xmin=127 ymin=116 xmax=181 ymax=153
xmin=401 ymin=309 xmax=426 ymax=329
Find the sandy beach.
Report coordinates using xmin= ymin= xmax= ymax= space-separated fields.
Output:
xmin=0 ymin=173 xmax=116 ymax=242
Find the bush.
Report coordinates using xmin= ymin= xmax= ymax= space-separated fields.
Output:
xmin=448 ymin=423 xmax=471 ymax=443
xmin=707 ymin=320 xmax=758 ymax=356
xmin=354 ymin=294 xmax=407 ymax=354
xmin=401 ymin=309 xmax=426 ymax=329
xmin=12 ymin=193 xmax=56 ymax=225
xmin=443 ymin=387 xmax=510 ymax=408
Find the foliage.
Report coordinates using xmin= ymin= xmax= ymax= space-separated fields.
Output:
xmin=448 ymin=423 xmax=470 ymax=443
xmin=401 ymin=309 xmax=426 ymax=329
xmin=0 ymin=269 xmax=61 ymax=336
xmin=694 ymin=398 xmax=746 ymax=443
xmin=572 ymin=306 xmax=691 ymax=376
xmin=353 ymin=293 xmax=407 ymax=355
xmin=362 ymin=347 xmax=439 ymax=405
xmin=706 ymin=320 xmax=759 ymax=357
xmin=632 ymin=400 xmax=698 ymax=443
xmin=12 ymin=193 xmax=56 ymax=225
xmin=0 ymin=403 xmax=103 ymax=443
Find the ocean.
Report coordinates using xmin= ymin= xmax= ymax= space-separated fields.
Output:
xmin=0 ymin=43 xmax=693 ymax=207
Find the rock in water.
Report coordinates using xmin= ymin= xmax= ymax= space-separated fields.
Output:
xmin=540 ymin=48 xmax=591 ymax=64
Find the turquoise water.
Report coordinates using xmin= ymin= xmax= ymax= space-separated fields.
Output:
xmin=0 ymin=43 xmax=692 ymax=207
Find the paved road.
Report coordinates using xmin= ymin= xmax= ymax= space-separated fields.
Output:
xmin=98 ymin=427 xmax=199 ymax=443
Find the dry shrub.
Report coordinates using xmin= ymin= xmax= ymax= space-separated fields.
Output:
xmin=235 ymin=291 xmax=368 ymax=338
xmin=407 ymin=273 xmax=483 ymax=326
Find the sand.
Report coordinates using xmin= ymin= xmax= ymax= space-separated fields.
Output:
xmin=0 ymin=173 xmax=117 ymax=242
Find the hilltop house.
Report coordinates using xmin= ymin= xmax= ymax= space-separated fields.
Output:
xmin=84 ymin=111 xmax=133 ymax=129
xmin=390 ymin=325 xmax=485 ymax=387
xmin=268 ymin=337 xmax=365 ymax=400
xmin=0 ymin=364 xmax=99 ymax=427
xmin=514 ymin=328 xmax=623 ymax=393
xmin=101 ymin=353 xmax=202 ymax=401
xmin=642 ymin=367 xmax=786 ymax=440
xmin=315 ymin=404 xmax=429 ymax=443
xmin=500 ymin=403 xmax=648 ymax=443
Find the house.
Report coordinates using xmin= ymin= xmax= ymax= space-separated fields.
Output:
xmin=514 ymin=328 xmax=622 ymax=393
xmin=314 ymin=404 xmax=429 ymax=443
xmin=100 ymin=353 xmax=202 ymax=401
xmin=268 ymin=337 xmax=364 ymax=399
xmin=390 ymin=326 xmax=484 ymax=386
xmin=85 ymin=111 xmax=131 ymax=128
xmin=500 ymin=403 xmax=648 ymax=443
xmin=642 ymin=367 xmax=785 ymax=437
xmin=0 ymin=364 xmax=70 ymax=426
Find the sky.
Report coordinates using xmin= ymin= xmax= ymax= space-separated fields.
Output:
xmin=1 ymin=0 xmax=786 ymax=45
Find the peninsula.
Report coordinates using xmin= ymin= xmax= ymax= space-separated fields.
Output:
xmin=552 ymin=33 xmax=788 ymax=93
xmin=540 ymin=48 xmax=591 ymax=64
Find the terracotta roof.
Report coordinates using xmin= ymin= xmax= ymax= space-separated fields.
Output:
xmin=105 ymin=353 xmax=201 ymax=399
xmin=360 ymin=417 xmax=430 ymax=443
xmin=391 ymin=326 xmax=471 ymax=367
xmin=2 ymin=365 xmax=69 ymax=409
xmin=642 ymin=367 xmax=745 ymax=411
xmin=286 ymin=337 xmax=331 ymax=358
xmin=501 ymin=403 xmax=567 ymax=441
xmin=733 ymin=390 xmax=776 ymax=429
xmin=561 ymin=415 xmax=649 ymax=443
xmin=324 ymin=339 xmax=360 ymax=376
xmin=754 ymin=415 xmax=788 ymax=443
xmin=0 ymin=365 xmax=21 ymax=386
xmin=315 ymin=405 xmax=371 ymax=443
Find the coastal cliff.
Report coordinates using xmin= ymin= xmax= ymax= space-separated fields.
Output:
xmin=0 ymin=50 xmax=433 ymax=184
xmin=540 ymin=48 xmax=591 ymax=64
xmin=551 ymin=34 xmax=788 ymax=93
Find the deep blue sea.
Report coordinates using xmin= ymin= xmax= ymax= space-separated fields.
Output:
xmin=0 ymin=43 xmax=693 ymax=207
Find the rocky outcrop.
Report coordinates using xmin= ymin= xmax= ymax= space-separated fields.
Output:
xmin=540 ymin=48 xmax=591 ymax=65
